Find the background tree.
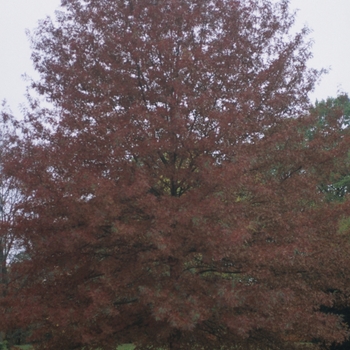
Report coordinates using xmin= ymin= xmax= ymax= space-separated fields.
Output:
xmin=2 ymin=0 xmax=350 ymax=349
xmin=0 ymin=107 xmax=23 ymax=347
xmin=309 ymin=94 xmax=350 ymax=201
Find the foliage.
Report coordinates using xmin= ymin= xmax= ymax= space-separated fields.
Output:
xmin=2 ymin=0 xmax=350 ymax=349
xmin=309 ymin=94 xmax=350 ymax=350
xmin=310 ymin=94 xmax=350 ymax=202
xmin=0 ymin=111 xmax=25 ymax=349
xmin=0 ymin=111 xmax=22 ymax=289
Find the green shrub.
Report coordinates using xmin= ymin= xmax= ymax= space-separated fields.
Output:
xmin=0 ymin=341 xmax=8 ymax=350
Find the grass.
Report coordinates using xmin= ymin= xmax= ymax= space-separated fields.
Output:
xmin=117 ymin=345 xmax=135 ymax=350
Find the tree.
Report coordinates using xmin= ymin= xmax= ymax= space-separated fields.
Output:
xmin=2 ymin=0 xmax=350 ymax=349
xmin=310 ymin=94 xmax=350 ymax=202
xmin=0 ymin=109 xmax=26 ymax=349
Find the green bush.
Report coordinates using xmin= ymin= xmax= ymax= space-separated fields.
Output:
xmin=0 ymin=341 xmax=8 ymax=350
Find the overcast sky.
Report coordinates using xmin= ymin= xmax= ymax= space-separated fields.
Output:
xmin=1 ymin=0 xmax=350 ymax=117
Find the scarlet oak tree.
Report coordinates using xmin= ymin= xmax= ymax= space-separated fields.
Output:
xmin=3 ymin=0 xmax=350 ymax=349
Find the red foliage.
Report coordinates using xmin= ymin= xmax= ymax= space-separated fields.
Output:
xmin=2 ymin=0 xmax=350 ymax=349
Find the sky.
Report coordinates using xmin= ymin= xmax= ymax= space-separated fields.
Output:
xmin=0 ymin=0 xmax=350 ymax=117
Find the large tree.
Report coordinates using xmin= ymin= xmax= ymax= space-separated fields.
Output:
xmin=2 ymin=0 xmax=350 ymax=349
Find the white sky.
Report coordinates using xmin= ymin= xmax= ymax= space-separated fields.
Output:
xmin=0 ymin=0 xmax=350 ymax=117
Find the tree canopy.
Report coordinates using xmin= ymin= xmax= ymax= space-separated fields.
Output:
xmin=2 ymin=0 xmax=350 ymax=349
xmin=311 ymin=94 xmax=350 ymax=201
